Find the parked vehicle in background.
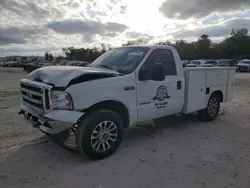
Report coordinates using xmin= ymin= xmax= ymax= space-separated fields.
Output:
xmin=182 ymin=60 xmax=197 ymax=67
xmin=23 ymin=62 xmax=41 ymax=73
xmin=78 ymin=62 xmax=89 ymax=67
xmin=181 ymin=60 xmax=190 ymax=67
xmin=204 ymin=60 xmax=217 ymax=67
xmin=18 ymin=61 xmax=30 ymax=68
xmin=2 ymin=61 xmax=15 ymax=67
xmin=68 ymin=62 xmax=82 ymax=66
xmin=59 ymin=60 xmax=89 ymax=67
xmin=0 ymin=61 xmax=5 ymax=66
xmin=19 ymin=45 xmax=236 ymax=160
xmin=0 ymin=61 xmax=28 ymax=68
xmin=23 ymin=60 xmax=89 ymax=73
xmin=39 ymin=61 xmax=56 ymax=67
xmin=23 ymin=61 xmax=57 ymax=73
xmin=217 ymin=59 xmax=237 ymax=67
xmin=2 ymin=62 xmax=9 ymax=67
xmin=187 ymin=64 xmax=197 ymax=67
xmin=237 ymin=60 xmax=250 ymax=72
xmin=190 ymin=59 xmax=217 ymax=67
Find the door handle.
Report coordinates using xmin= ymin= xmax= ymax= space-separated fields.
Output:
xmin=124 ymin=86 xmax=135 ymax=91
xmin=177 ymin=81 xmax=181 ymax=90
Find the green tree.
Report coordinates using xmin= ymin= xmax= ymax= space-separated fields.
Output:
xmin=173 ymin=40 xmax=196 ymax=60
xmin=49 ymin=53 xmax=53 ymax=61
xmin=61 ymin=28 xmax=250 ymax=62
xmin=55 ymin=55 xmax=64 ymax=62
xmin=231 ymin=28 xmax=248 ymax=37
xmin=45 ymin=51 xmax=50 ymax=61
xmin=195 ymin=34 xmax=212 ymax=59
xmin=222 ymin=29 xmax=250 ymax=59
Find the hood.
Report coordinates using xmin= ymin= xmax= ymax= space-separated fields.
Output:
xmin=27 ymin=66 xmax=120 ymax=87
xmin=237 ymin=63 xmax=250 ymax=66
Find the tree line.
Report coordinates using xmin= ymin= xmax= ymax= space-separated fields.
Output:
xmin=62 ymin=28 xmax=250 ymax=62
xmin=44 ymin=51 xmax=54 ymax=61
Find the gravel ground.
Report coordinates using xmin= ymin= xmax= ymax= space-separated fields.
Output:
xmin=0 ymin=67 xmax=250 ymax=188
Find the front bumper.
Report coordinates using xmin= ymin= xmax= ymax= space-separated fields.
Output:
xmin=20 ymin=102 xmax=84 ymax=134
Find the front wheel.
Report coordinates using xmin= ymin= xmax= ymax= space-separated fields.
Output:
xmin=198 ymin=93 xmax=220 ymax=121
xmin=76 ymin=109 xmax=124 ymax=160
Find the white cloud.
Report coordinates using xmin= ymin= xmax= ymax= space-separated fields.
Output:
xmin=174 ymin=18 xmax=250 ymax=38
xmin=125 ymin=31 xmax=153 ymax=39
xmin=159 ymin=0 xmax=250 ymax=19
xmin=47 ymin=19 xmax=128 ymax=35
xmin=0 ymin=0 xmax=250 ymax=56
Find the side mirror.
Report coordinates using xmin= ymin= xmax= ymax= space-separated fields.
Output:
xmin=139 ymin=67 xmax=152 ymax=81
xmin=152 ymin=63 xmax=166 ymax=81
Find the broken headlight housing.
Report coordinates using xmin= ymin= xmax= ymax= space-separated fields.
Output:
xmin=51 ymin=91 xmax=73 ymax=110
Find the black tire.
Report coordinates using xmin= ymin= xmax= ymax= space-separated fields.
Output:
xmin=198 ymin=93 xmax=220 ymax=121
xmin=76 ymin=109 xmax=124 ymax=160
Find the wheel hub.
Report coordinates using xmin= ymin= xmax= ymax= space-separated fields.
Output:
xmin=208 ymin=98 xmax=219 ymax=116
xmin=91 ymin=120 xmax=118 ymax=152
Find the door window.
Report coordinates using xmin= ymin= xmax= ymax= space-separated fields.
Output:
xmin=142 ymin=49 xmax=177 ymax=76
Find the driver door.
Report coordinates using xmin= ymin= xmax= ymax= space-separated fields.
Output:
xmin=136 ymin=48 xmax=184 ymax=122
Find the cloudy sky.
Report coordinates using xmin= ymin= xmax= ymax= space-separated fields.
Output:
xmin=0 ymin=0 xmax=250 ymax=56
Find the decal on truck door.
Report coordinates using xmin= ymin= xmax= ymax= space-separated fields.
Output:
xmin=153 ymin=85 xmax=170 ymax=109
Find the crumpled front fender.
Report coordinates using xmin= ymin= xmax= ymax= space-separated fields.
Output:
xmin=40 ymin=110 xmax=85 ymax=134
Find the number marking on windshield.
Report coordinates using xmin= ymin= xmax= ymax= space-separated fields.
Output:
xmin=128 ymin=52 xmax=143 ymax=56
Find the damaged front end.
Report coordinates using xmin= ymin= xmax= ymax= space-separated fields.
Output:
xmin=19 ymin=78 xmax=84 ymax=135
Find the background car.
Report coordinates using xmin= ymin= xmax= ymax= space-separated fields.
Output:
xmin=217 ymin=59 xmax=237 ymax=67
xmin=237 ymin=60 xmax=250 ymax=72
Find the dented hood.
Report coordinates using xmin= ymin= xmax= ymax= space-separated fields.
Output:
xmin=27 ymin=66 xmax=120 ymax=87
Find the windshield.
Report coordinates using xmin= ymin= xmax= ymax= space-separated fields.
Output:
xmin=90 ymin=47 xmax=150 ymax=74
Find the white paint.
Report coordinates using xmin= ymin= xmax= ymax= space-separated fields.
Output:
xmin=44 ymin=110 xmax=84 ymax=123
xmin=27 ymin=66 xmax=120 ymax=87
xmin=226 ymin=69 xmax=236 ymax=101
xmin=135 ymin=46 xmax=184 ymax=122
xmin=66 ymin=73 xmax=138 ymax=126
xmin=182 ymin=67 xmax=236 ymax=114
xmin=20 ymin=45 xmax=236 ymax=134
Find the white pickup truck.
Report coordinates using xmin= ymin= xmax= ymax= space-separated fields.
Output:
xmin=19 ymin=45 xmax=236 ymax=160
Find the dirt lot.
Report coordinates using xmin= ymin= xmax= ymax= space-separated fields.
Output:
xmin=0 ymin=67 xmax=250 ymax=188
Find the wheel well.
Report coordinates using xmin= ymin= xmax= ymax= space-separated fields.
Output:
xmin=212 ymin=90 xmax=223 ymax=102
xmin=84 ymin=100 xmax=130 ymax=128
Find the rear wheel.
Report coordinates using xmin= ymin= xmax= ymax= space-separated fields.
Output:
xmin=198 ymin=93 xmax=220 ymax=121
xmin=76 ymin=109 xmax=124 ymax=160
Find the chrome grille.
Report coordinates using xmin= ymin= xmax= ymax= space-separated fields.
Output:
xmin=20 ymin=79 xmax=52 ymax=112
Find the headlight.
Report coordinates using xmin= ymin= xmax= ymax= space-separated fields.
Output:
xmin=51 ymin=91 xmax=73 ymax=110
